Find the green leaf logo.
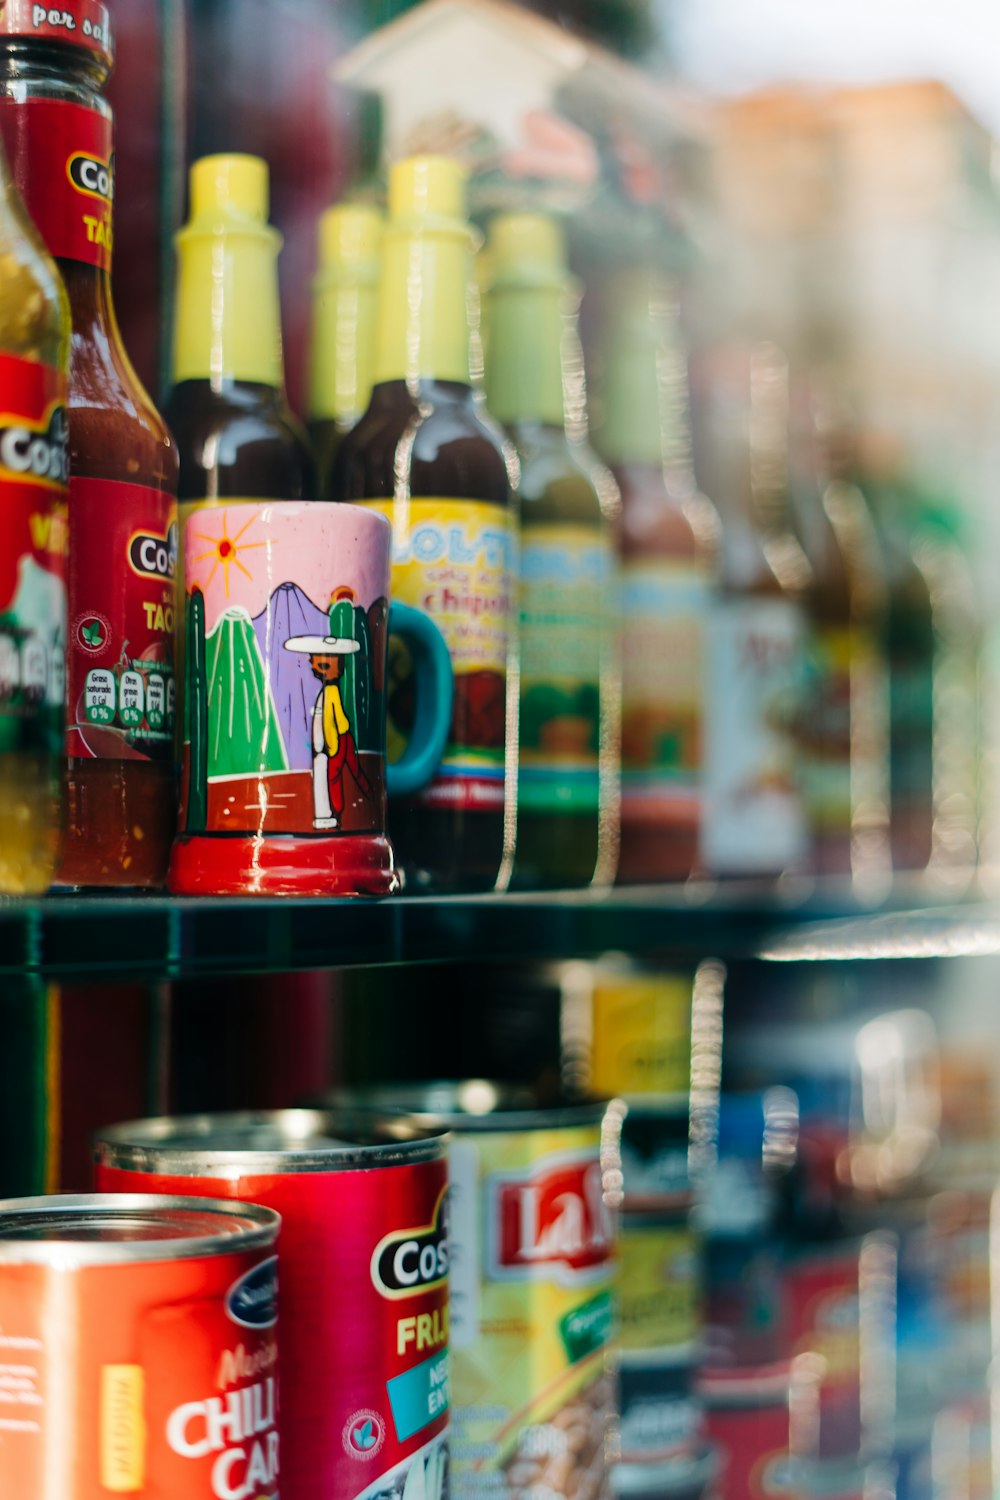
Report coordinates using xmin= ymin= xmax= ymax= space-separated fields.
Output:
xmin=81 ymin=620 xmax=104 ymax=648
xmin=353 ymin=1420 xmax=376 ymax=1450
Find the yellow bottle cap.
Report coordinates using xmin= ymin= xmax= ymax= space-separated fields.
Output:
xmin=173 ymin=153 xmax=284 ymax=388
xmin=374 ymin=154 xmax=474 ymax=386
xmin=489 ymin=211 xmax=566 ymax=284
xmin=388 ymin=154 xmax=467 ymax=224
xmin=188 ymin=153 xmax=271 ymax=228
xmin=316 ymin=202 xmax=382 ymax=278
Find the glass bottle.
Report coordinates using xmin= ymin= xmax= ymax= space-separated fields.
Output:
xmin=595 ymin=270 xmax=715 ymax=884
xmin=692 ymin=341 xmax=809 ymax=879
xmin=484 ymin=211 xmax=618 ymax=889
xmin=307 ymin=201 xmax=381 ymax=493
xmin=331 ymin=155 xmax=517 ymax=893
xmin=811 ymin=402 xmax=892 ymax=889
xmin=165 ymin=154 xmax=317 ymax=893
xmin=0 ymin=0 xmax=179 ymax=888
xmin=0 ymin=133 xmax=69 ymax=894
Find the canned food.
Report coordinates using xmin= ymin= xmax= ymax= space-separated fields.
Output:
xmin=616 ymin=1099 xmax=691 ymax=1210
xmin=589 ymin=962 xmax=694 ymax=1097
xmin=700 ymin=1362 xmax=791 ymax=1500
xmin=0 ymin=1192 xmax=279 ymax=1498
xmin=95 ymin=1110 xmax=449 ymax=1500
xmin=326 ymin=1082 xmax=619 ymax=1500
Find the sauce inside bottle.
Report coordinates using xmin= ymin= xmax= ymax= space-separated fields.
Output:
xmin=484 ymin=211 xmax=618 ymax=889
xmin=331 ymin=155 xmax=516 ymax=893
xmin=0 ymin=1 xmax=178 ymax=887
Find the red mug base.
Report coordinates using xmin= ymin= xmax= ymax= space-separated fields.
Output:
xmin=168 ymin=832 xmax=402 ymax=897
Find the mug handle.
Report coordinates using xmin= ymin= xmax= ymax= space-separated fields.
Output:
xmin=385 ymin=602 xmax=453 ymax=797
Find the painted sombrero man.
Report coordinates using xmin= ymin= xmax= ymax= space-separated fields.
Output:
xmin=284 ymin=635 xmax=360 ymax=656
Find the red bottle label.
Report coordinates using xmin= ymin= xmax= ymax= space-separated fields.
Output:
xmin=66 ymin=477 xmax=177 ymax=762
xmin=0 ymin=96 xmax=113 ymax=270
xmin=0 ymin=353 xmax=68 ymax=753
xmin=0 ymin=0 xmax=113 ymax=64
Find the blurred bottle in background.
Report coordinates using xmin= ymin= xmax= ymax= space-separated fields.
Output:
xmin=307 ymin=202 xmax=382 ymax=491
xmin=692 ymin=342 xmax=809 ymax=881
xmin=594 ymin=271 xmax=716 ymax=885
xmin=484 ymin=212 xmax=619 ymax=888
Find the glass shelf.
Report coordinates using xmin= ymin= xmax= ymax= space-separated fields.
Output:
xmin=0 ymin=875 xmax=984 ymax=980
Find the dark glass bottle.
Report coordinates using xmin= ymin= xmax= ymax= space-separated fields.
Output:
xmin=331 ymin=155 xmax=516 ymax=892
xmin=165 ymin=154 xmax=317 ymax=892
xmin=484 ymin=211 xmax=618 ymax=889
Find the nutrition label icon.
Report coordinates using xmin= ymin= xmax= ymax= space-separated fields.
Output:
xmin=284 ymin=633 xmax=372 ymax=830
xmin=342 ymin=1409 xmax=386 ymax=1461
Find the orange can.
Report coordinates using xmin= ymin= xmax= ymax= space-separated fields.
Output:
xmin=0 ymin=1193 xmax=280 ymax=1498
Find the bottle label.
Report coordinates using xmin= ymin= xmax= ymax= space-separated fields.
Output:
xmin=361 ymin=498 xmax=513 ymax=812
xmin=0 ymin=0 xmax=113 ymax=62
xmin=177 ymin=499 xmax=390 ymax=837
xmin=65 ymin=478 xmax=176 ymax=761
xmin=621 ymin=561 xmax=709 ymax=822
xmin=801 ymin=623 xmax=853 ymax=836
xmin=519 ymin=525 xmax=607 ymax=812
xmin=0 ymin=97 xmax=113 ymax=270
xmin=702 ymin=596 xmax=807 ymax=874
xmin=0 ymin=355 xmax=68 ymax=756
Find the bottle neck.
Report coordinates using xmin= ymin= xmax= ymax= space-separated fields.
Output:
xmin=373 ymin=220 xmax=471 ymax=387
xmin=173 ymin=219 xmax=283 ymax=390
xmin=486 ymin=281 xmax=565 ymax=428
xmin=309 ymin=273 xmax=378 ymax=424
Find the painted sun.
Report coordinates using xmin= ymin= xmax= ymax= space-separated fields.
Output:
xmin=191 ymin=511 xmax=269 ymax=597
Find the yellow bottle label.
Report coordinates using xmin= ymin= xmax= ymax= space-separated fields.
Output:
xmin=361 ymin=497 xmax=513 ymax=811
xmin=591 ymin=971 xmax=693 ymax=1096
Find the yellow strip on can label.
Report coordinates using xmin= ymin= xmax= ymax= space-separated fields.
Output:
xmin=620 ymin=1218 xmax=700 ymax=1354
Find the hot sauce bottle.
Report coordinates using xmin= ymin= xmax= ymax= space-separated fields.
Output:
xmin=165 ymin=155 xmax=318 ymax=895
xmin=331 ymin=156 xmax=517 ymax=892
xmin=594 ymin=271 xmax=716 ymax=884
xmin=0 ymin=134 xmax=69 ymax=894
xmin=307 ymin=202 xmax=381 ymax=493
xmin=484 ymin=212 xmax=618 ymax=889
xmin=0 ymin=0 xmax=178 ymax=887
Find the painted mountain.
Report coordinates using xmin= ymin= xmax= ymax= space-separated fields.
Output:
xmin=206 ymin=606 xmax=288 ymax=777
xmin=252 ymin=583 xmax=329 ymax=772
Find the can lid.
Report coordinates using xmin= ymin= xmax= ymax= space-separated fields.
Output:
xmin=0 ymin=1194 xmax=279 ymax=1264
xmin=95 ymin=1109 xmax=449 ymax=1175
xmin=0 ymin=0 xmax=114 ymax=72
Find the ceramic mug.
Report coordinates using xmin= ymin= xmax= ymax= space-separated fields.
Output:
xmin=168 ymin=502 xmax=452 ymax=895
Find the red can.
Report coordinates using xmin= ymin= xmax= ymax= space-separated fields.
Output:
xmin=0 ymin=1192 xmax=279 ymax=1498
xmin=95 ymin=1110 xmax=450 ymax=1500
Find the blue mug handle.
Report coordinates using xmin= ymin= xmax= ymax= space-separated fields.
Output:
xmin=385 ymin=602 xmax=453 ymax=797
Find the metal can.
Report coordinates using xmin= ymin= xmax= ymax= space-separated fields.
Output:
xmin=327 ymin=1082 xmax=620 ymax=1500
xmin=612 ymin=1446 xmax=720 ymax=1500
xmin=619 ymin=1208 xmax=703 ymax=1465
xmin=95 ymin=1110 xmax=449 ymax=1500
xmin=0 ymin=1192 xmax=280 ymax=1498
